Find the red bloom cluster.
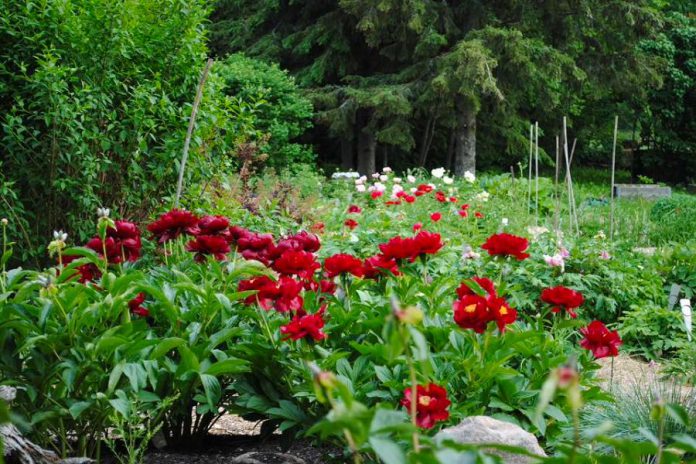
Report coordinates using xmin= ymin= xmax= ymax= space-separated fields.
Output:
xmin=580 ymin=321 xmax=622 ymax=358
xmin=347 ymin=205 xmax=362 ymax=214
xmin=344 ymin=218 xmax=358 ymax=230
xmin=541 ymin=286 xmax=584 ymax=318
xmin=147 ymin=209 xmax=198 ymax=243
xmin=379 ymin=231 xmax=444 ymax=262
xmin=453 ymin=277 xmax=517 ymax=333
xmin=280 ymin=306 xmax=328 ymax=342
xmin=481 ymin=233 xmax=529 ymax=260
xmin=238 ymin=276 xmax=304 ymax=313
xmin=186 ymin=235 xmax=230 ymax=262
xmin=324 ymin=253 xmax=364 ymax=278
xmin=415 ymin=184 xmax=433 ymax=196
xmin=231 ymin=227 xmax=275 ymax=265
xmin=362 ymin=254 xmax=400 ymax=279
xmin=401 ymin=383 xmax=450 ymax=429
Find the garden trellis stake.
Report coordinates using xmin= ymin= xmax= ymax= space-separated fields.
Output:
xmin=681 ymin=299 xmax=692 ymax=341
xmin=527 ymin=124 xmax=533 ymax=214
xmin=535 ymin=122 xmax=540 ymax=225
xmin=562 ymin=117 xmax=579 ymax=235
xmin=175 ymin=58 xmax=214 ymax=208
xmin=609 ymin=115 xmax=619 ymax=241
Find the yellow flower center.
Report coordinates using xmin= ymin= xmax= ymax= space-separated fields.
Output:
xmin=464 ymin=304 xmax=477 ymax=313
xmin=419 ymin=395 xmax=432 ymax=406
xmin=499 ymin=306 xmax=508 ymax=315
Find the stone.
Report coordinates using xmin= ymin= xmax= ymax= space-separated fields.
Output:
xmin=435 ymin=416 xmax=546 ymax=464
xmin=614 ymin=184 xmax=671 ymax=199
xmin=1 ymin=386 xmax=93 ymax=464
xmin=230 ymin=452 xmax=306 ymax=464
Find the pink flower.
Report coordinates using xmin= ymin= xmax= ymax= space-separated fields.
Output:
xmin=544 ymin=254 xmax=565 ymax=268
xmin=599 ymin=251 xmax=611 ymax=260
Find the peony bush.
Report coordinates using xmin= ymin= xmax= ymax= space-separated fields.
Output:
xmin=0 ymin=168 xmax=693 ymax=462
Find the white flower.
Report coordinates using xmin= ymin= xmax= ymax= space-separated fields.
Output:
xmin=527 ymin=226 xmax=549 ymax=240
xmin=355 ymin=178 xmax=364 ymax=185
xmin=391 ymin=184 xmax=404 ymax=194
xmin=332 ymin=171 xmax=359 ymax=179
xmin=464 ymin=171 xmax=476 ymax=183
xmin=474 ymin=191 xmax=490 ymax=202
xmin=379 ymin=174 xmax=388 ymax=182
xmin=371 ymin=173 xmax=380 ymax=179
xmin=372 ymin=182 xmax=386 ymax=192
xmin=407 ymin=175 xmax=416 ymax=183
xmin=382 ymin=167 xmax=392 ymax=173
xmin=1 ymin=218 xmax=8 ymax=226
xmin=410 ymin=187 xmax=417 ymax=193
xmin=53 ymin=230 xmax=68 ymax=241
xmin=501 ymin=218 xmax=509 ymax=227
xmin=428 ymin=183 xmax=436 ymax=190
xmin=443 ymin=176 xmax=454 ymax=185
xmin=594 ymin=230 xmax=607 ymax=240
xmin=356 ymin=184 xmax=366 ymax=192
xmin=393 ymin=177 xmax=402 ymax=183
xmin=431 ymin=167 xmax=446 ymax=178
xmin=97 ymin=207 xmax=110 ymax=218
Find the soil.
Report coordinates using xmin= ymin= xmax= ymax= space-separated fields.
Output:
xmin=142 ymin=416 xmax=344 ymax=464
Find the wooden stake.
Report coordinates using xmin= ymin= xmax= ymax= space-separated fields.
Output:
xmin=609 ymin=115 xmax=619 ymax=241
xmin=535 ymin=122 xmax=540 ymax=225
xmin=554 ymin=135 xmax=561 ymax=233
xmin=175 ymin=58 xmax=214 ymax=208
xmin=527 ymin=124 xmax=533 ymax=214
xmin=563 ymin=117 xmax=579 ymax=235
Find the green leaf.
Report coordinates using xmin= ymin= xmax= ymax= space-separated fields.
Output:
xmin=369 ymin=437 xmax=405 ymax=464
xmin=200 ymin=374 xmax=221 ymax=410
xmin=150 ymin=337 xmax=186 ymax=359
xmin=204 ymin=358 xmax=249 ymax=376
xmin=68 ymin=401 xmax=92 ymax=419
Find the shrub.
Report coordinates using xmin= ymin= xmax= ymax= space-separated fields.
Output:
xmin=650 ymin=194 xmax=696 ymax=244
xmin=214 ymin=54 xmax=315 ymax=169
xmin=619 ymin=303 xmax=689 ymax=359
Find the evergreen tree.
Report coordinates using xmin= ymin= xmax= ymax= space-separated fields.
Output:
xmin=210 ymin=0 xmax=665 ymax=175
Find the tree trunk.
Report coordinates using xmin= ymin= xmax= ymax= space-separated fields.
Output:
xmin=446 ymin=129 xmax=456 ymax=170
xmin=356 ymin=110 xmax=376 ymax=175
xmin=340 ymin=137 xmax=354 ymax=170
xmin=453 ymin=97 xmax=476 ymax=177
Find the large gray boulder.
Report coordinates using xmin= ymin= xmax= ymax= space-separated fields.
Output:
xmin=436 ymin=416 xmax=546 ymax=464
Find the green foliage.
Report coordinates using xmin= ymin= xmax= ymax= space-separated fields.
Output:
xmin=650 ymin=195 xmax=696 ymax=244
xmin=215 ymin=54 xmax=315 ymax=168
xmin=619 ymin=303 xmax=689 ymax=359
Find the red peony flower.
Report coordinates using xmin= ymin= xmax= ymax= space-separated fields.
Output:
xmin=455 ymin=277 xmax=497 ymax=299
xmin=458 ymin=210 xmax=469 ymax=218
xmin=147 ymin=209 xmax=199 ymax=243
xmin=416 ymin=184 xmax=433 ymax=194
xmin=413 ymin=231 xmax=444 ymax=257
xmin=128 ymin=292 xmax=149 ymax=317
xmin=385 ymin=200 xmax=402 ymax=206
xmin=449 ymin=196 xmax=457 ymax=203
xmin=271 ymin=231 xmax=321 ymax=259
xmin=192 ymin=215 xmax=230 ymax=237
xmin=362 ymin=254 xmax=400 ymax=279
xmin=541 ymin=286 xmax=584 ymax=318
xmin=280 ymin=307 xmax=328 ymax=342
xmin=310 ymin=222 xmax=325 ymax=234
xmin=62 ymin=255 xmax=101 ymax=283
xmin=370 ymin=191 xmax=384 ymax=199
xmin=232 ymin=228 xmax=276 ymax=265
xmin=107 ymin=220 xmax=142 ymax=262
xmin=435 ymin=191 xmax=447 ymax=203
xmin=344 ymin=218 xmax=359 ymax=230
xmin=475 ymin=211 xmax=484 ymax=219
xmin=324 ymin=253 xmax=364 ymax=278
xmin=453 ymin=294 xmax=491 ymax=333
xmin=481 ymin=233 xmax=529 ymax=260
xmin=413 ymin=222 xmax=423 ymax=232
xmin=347 ymin=205 xmax=362 ymax=214
xmin=238 ymin=276 xmax=304 ymax=313
xmin=580 ymin=321 xmax=622 ymax=359
xmin=404 ymin=195 xmax=416 ymax=203
xmin=272 ymin=250 xmax=320 ymax=279
xmin=400 ymin=383 xmax=450 ymax=429
xmin=453 ymin=277 xmax=516 ymax=333
xmin=186 ymin=235 xmax=230 ymax=262
xmin=430 ymin=212 xmax=442 ymax=222
xmin=379 ymin=236 xmax=420 ymax=262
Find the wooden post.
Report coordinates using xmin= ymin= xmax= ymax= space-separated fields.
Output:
xmin=554 ymin=135 xmax=561 ymax=233
xmin=535 ymin=122 xmax=540 ymax=225
xmin=175 ymin=58 xmax=214 ymax=208
xmin=563 ymin=117 xmax=579 ymax=235
xmin=610 ymin=115 xmax=619 ymax=241
xmin=527 ymin=124 xmax=533 ymax=214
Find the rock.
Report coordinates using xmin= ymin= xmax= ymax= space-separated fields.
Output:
xmin=230 ymin=452 xmax=306 ymax=464
xmin=614 ymin=184 xmax=671 ymax=199
xmin=436 ymin=416 xmax=546 ymax=464
xmin=1 ymin=386 xmax=93 ymax=464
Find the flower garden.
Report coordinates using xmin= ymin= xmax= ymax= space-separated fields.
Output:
xmin=1 ymin=167 xmax=695 ymax=464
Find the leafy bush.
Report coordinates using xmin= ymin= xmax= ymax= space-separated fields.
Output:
xmin=215 ymin=54 xmax=315 ymax=169
xmin=0 ymin=0 xmax=264 ymax=264
xmin=619 ymin=303 xmax=689 ymax=359
xmin=650 ymin=194 xmax=696 ymax=244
